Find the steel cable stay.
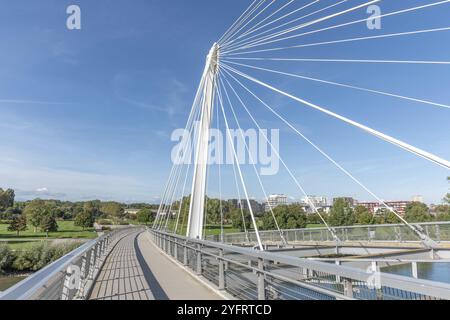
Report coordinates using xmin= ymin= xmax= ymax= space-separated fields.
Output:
xmin=215 ymin=77 xmax=265 ymax=250
xmin=218 ymin=0 xmax=261 ymax=44
xmin=221 ymin=0 xmax=278 ymax=49
xmin=153 ymin=76 xmax=206 ymax=229
xmin=222 ymin=0 xmax=382 ymax=53
xmin=219 ymin=70 xmax=341 ymax=243
xmin=222 ymin=0 xmax=450 ymax=54
xmin=217 ymin=75 xmax=288 ymax=246
xmin=221 ymin=64 xmax=450 ymax=171
xmin=155 ymin=67 xmax=208 ymax=230
xmin=219 ymin=0 xmax=267 ymax=46
xmin=224 ymin=57 xmax=450 ymax=65
xmin=220 ymin=62 xmax=445 ymax=248
xmin=221 ymin=0 xmax=345 ymax=51
xmin=232 ymin=0 xmax=297 ymax=43
xmin=215 ymin=88 xmax=225 ymax=243
xmin=155 ymin=0 xmax=449 ymax=251
xmin=159 ymin=90 xmax=204 ymax=231
xmin=221 ymin=60 xmax=450 ymax=110
xmin=160 ymin=92 xmax=204 ymax=231
xmin=172 ymin=91 xmax=205 ymax=234
xmin=221 ymin=0 xmax=321 ymax=50
xmin=224 ymin=26 xmax=450 ymax=56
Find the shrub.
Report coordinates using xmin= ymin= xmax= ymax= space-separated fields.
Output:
xmin=12 ymin=242 xmax=81 ymax=272
xmin=0 ymin=245 xmax=14 ymax=273
xmin=97 ymin=219 xmax=112 ymax=226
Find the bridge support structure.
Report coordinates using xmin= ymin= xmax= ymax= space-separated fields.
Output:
xmin=186 ymin=43 xmax=220 ymax=240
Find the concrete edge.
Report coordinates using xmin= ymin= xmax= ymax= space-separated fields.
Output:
xmin=143 ymin=231 xmax=235 ymax=301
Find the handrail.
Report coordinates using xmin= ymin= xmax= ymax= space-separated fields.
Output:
xmin=0 ymin=227 xmax=138 ymax=300
xmin=152 ymin=229 xmax=450 ymax=300
xmin=211 ymin=221 xmax=450 ymax=239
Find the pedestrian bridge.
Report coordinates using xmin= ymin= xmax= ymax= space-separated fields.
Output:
xmin=2 ymin=224 xmax=450 ymax=300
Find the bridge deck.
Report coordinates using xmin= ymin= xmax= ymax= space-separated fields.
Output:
xmin=89 ymin=230 xmax=221 ymax=300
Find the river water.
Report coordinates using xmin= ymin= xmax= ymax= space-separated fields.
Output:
xmin=383 ymin=263 xmax=450 ymax=284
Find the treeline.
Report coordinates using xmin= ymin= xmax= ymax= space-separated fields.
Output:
xmin=0 ymin=188 xmax=159 ymax=235
xmin=162 ymin=193 xmax=450 ymax=233
xmin=326 ymin=199 xmax=450 ymax=227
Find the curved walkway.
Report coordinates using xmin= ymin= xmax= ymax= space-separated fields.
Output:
xmin=89 ymin=229 xmax=221 ymax=300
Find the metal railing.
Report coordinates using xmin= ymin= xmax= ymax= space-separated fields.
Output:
xmin=0 ymin=227 xmax=138 ymax=300
xmin=151 ymin=229 xmax=450 ymax=300
xmin=206 ymin=222 xmax=450 ymax=245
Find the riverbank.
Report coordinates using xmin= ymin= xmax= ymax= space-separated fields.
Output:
xmin=0 ymin=273 xmax=31 ymax=291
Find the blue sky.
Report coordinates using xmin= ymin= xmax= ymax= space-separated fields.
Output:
xmin=0 ymin=0 xmax=449 ymax=204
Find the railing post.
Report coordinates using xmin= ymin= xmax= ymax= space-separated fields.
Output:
xmin=411 ymin=262 xmax=418 ymax=279
xmin=87 ymin=248 xmax=96 ymax=280
xmin=343 ymin=279 xmax=354 ymax=298
xmin=183 ymin=241 xmax=188 ymax=266
xmin=218 ymin=249 xmax=225 ymax=290
xmin=335 ymin=261 xmax=341 ymax=283
xmin=257 ymin=258 xmax=266 ymax=300
xmin=174 ymin=238 xmax=178 ymax=260
xmin=196 ymin=244 xmax=202 ymax=275
xmin=94 ymin=243 xmax=101 ymax=269
xmin=78 ymin=252 xmax=88 ymax=299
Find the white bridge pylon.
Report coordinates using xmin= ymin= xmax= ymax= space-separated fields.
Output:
xmin=186 ymin=43 xmax=220 ymax=240
xmin=154 ymin=0 xmax=450 ymax=250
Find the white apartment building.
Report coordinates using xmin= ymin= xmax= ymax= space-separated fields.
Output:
xmin=265 ymin=194 xmax=288 ymax=212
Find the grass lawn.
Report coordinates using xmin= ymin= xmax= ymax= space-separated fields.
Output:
xmin=0 ymin=220 xmax=97 ymax=241
xmin=306 ymin=224 xmax=326 ymax=229
xmin=204 ymin=225 xmax=241 ymax=236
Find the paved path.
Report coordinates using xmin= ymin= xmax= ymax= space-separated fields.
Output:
xmin=89 ymin=230 xmax=221 ymax=300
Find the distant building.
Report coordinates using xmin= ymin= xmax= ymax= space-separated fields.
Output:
xmin=265 ymin=194 xmax=288 ymax=212
xmin=301 ymin=196 xmax=328 ymax=207
xmin=300 ymin=196 xmax=330 ymax=214
xmin=357 ymin=202 xmax=380 ymax=214
xmin=358 ymin=200 xmax=412 ymax=216
xmin=333 ymin=197 xmax=356 ymax=207
xmin=384 ymin=201 xmax=411 ymax=216
xmin=412 ymin=195 xmax=424 ymax=203
xmin=229 ymin=199 xmax=264 ymax=216
xmin=124 ymin=208 xmax=140 ymax=216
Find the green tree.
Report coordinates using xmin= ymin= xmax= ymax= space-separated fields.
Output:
xmin=0 ymin=188 xmax=15 ymax=212
xmin=7 ymin=215 xmax=28 ymax=236
xmin=39 ymin=214 xmax=58 ymax=237
xmin=261 ymin=204 xmax=307 ymax=230
xmin=101 ymin=202 xmax=125 ymax=223
xmin=328 ymin=198 xmax=355 ymax=227
xmin=0 ymin=245 xmax=14 ymax=273
xmin=74 ymin=210 xmax=95 ymax=230
xmin=404 ymin=202 xmax=432 ymax=223
xmin=206 ymin=198 xmax=222 ymax=225
xmin=373 ymin=208 xmax=401 ymax=224
xmin=23 ymin=200 xmax=48 ymax=233
xmin=444 ymin=177 xmax=450 ymax=204
xmin=354 ymin=206 xmax=373 ymax=225
xmin=137 ymin=208 xmax=154 ymax=226
xmin=230 ymin=208 xmax=251 ymax=232
xmin=435 ymin=205 xmax=450 ymax=221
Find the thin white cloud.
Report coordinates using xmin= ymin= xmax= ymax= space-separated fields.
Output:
xmin=0 ymin=99 xmax=69 ymax=105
